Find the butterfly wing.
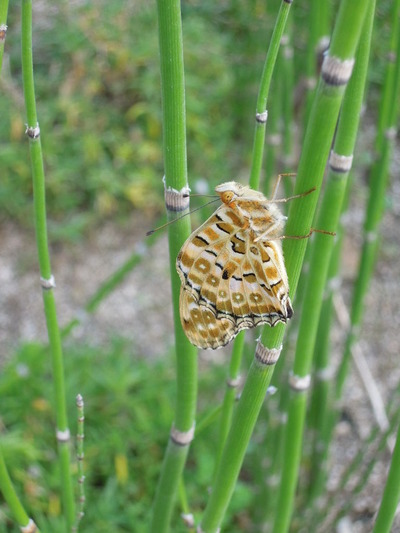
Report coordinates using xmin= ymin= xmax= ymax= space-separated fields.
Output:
xmin=179 ymin=290 xmax=237 ymax=350
xmin=176 ymin=205 xmax=292 ymax=349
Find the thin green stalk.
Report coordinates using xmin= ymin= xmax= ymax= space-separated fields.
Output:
xmin=313 ymin=388 xmax=400 ymax=529
xmin=306 ymin=252 xmax=339 ymax=500
xmin=376 ymin=0 xmax=400 ymax=152
xmin=280 ymin=24 xmax=294 ymax=176
xmin=200 ymin=1 xmax=369 ymax=530
xmin=255 ymin=379 xmax=289 ymax=525
xmin=249 ymin=0 xmax=293 ymax=187
xmin=340 ymin=408 xmax=400 ymax=495
xmin=263 ymin=101 xmax=281 ymax=196
xmin=336 ymin=4 xmax=400 ymax=399
xmin=306 ymin=297 xmax=333 ymax=495
xmin=258 ymin=338 xmax=296 ymax=526
xmin=365 ymin=422 xmax=400 ymax=532
xmin=195 ymin=405 xmax=224 ymax=436
xmin=199 ymin=351 xmax=278 ymax=533
xmin=335 ymin=417 xmax=400 ymax=530
xmin=0 ymin=0 xmax=9 ymax=73
xmin=152 ymin=438 xmax=192 ymax=532
xmin=0 ymin=446 xmax=41 ymax=532
xmin=178 ymin=477 xmax=193 ymax=528
xmin=21 ymin=1 xmax=75 ymax=530
xmin=306 ymin=171 xmax=353 ymax=502
xmin=61 ymin=226 xmax=162 ymax=338
xmin=213 ymin=331 xmax=244 ymax=477
xmin=270 ymin=2 xmax=372 ymax=532
xmin=74 ymin=395 xmax=85 ymax=532
xmin=303 ymin=0 xmax=331 ymax=125
xmin=150 ymin=1 xmax=197 ymax=531
xmin=261 ymin=0 xmax=369 ymax=364
xmin=305 ymin=0 xmax=375 ymax=506
xmin=212 ymin=0 xmax=293 ymax=482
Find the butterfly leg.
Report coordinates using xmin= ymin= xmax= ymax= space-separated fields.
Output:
xmin=269 ymin=187 xmax=316 ymax=204
xmin=274 ymin=228 xmax=336 ymax=241
xmin=270 ymin=173 xmax=297 ymax=200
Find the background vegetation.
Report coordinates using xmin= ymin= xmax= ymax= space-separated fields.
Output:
xmin=2 ymin=0 xmax=390 ymax=234
xmin=0 ymin=0 xmax=399 ymax=531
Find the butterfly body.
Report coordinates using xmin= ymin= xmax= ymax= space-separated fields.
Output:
xmin=176 ymin=181 xmax=293 ymax=349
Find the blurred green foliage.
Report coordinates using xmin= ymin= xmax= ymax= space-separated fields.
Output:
xmin=0 ymin=0 xmax=392 ymax=237
xmin=0 ymin=1 xmax=251 ymax=234
xmin=0 ymin=339 xmax=258 ymax=532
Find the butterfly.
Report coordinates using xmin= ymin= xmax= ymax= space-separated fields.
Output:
xmin=176 ymin=181 xmax=293 ymax=350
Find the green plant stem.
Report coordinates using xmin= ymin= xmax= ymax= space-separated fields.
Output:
xmin=200 ymin=358 xmax=277 ymax=532
xmin=74 ymin=394 xmax=85 ymax=531
xmin=336 ymin=2 xmax=400 ymax=399
xmin=200 ymin=2 xmax=369 ymax=529
xmin=303 ymin=0 xmax=331 ymax=125
xmin=286 ymin=0 xmax=375 ymax=512
xmin=306 ymin=161 xmax=350 ymax=477
xmin=150 ymin=1 xmax=197 ymax=531
xmin=312 ymin=398 xmax=400 ymax=530
xmin=263 ymin=91 xmax=280 ymax=196
xmin=212 ymin=0 xmax=293 ymax=484
xmin=0 ymin=0 xmax=9 ymax=73
xmin=306 ymin=257 xmax=338 ymax=499
xmin=280 ymin=24 xmax=294 ymax=175
xmin=306 ymin=166 xmax=353 ymax=505
xmin=339 ymin=399 xmax=400 ymax=494
xmin=262 ymin=0 xmax=369 ymax=359
xmin=269 ymin=1 xmax=372 ymax=531
xmin=213 ymin=331 xmax=244 ymax=476
xmin=336 ymin=412 xmax=400 ymax=530
xmin=370 ymin=429 xmax=400 ymax=532
xmin=21 ymin=1 xmax=75 ymax=530
xmin=249 ymin=0 xmax=293 ymax=187
xmin=0 ymin=446 xmax=41 ymax=532
xmin=195 ymin=404 xmax=224 ymax=436
xmin=376 ymin=0 xmax=400 ymax=152
xmin=255 ymin=374 xmax=289 ymax=525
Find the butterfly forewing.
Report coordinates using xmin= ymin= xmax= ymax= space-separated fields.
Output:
xmin=176 ymin=182 xmax=292 ymax=350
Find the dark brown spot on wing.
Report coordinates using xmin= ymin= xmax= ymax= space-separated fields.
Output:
xmin=230 ymin=234 xmax=246 ymax=255
xmin=216 ymin=222 xmax=234 ymax=235
xmin=250 ymin=246 xmax=259 ymax=255
xmin=243 ymin=272 xmax=257 ymax=283
xmin=193 ymin=235 xmax=209 ymax=247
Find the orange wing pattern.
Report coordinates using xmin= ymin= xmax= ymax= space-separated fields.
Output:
xmin=176 ymin=182 xmax=292 ymax=349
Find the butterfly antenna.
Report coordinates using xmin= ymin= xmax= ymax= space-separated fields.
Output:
xmin=146 ymin=197 xmax=220 ymax=236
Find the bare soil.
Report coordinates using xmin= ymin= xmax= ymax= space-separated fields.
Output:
xmin=0 ymin=213 xmax=174 ymax=360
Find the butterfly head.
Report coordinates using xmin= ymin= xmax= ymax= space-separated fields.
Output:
xmin=215 ymin=182 xmax=245 ymax=206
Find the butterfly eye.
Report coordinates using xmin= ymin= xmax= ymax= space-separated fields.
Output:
xmin=220 ymin=191 xmax=235 ymax=204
